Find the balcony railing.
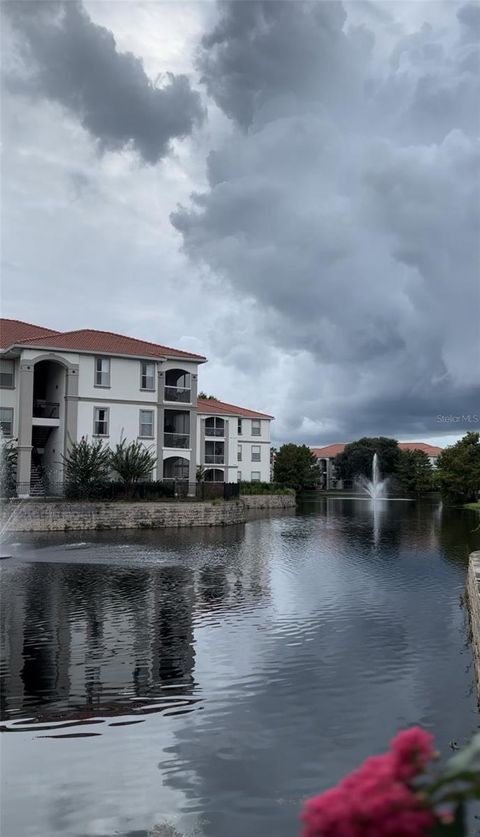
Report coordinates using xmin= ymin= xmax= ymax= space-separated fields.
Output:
xmin=164 ymin=433 xmax=190 ymax=449
xmin=33 ymin=400 xmax=60 ymax=419
xmin=205 ymin=427 xmax=224 ymax=437
xmin=164 ymin=386 xmax=191 ymax=403
xmin=204 ymin=454 xmax=225 ymax=465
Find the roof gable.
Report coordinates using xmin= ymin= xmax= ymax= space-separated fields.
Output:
xmin=197 ymin=397 xmax=273 ymax=419
xmin=0 ymin=318 xmax=60 ymax=349
xmin=1 ymin=321 xmax=206 ymax=361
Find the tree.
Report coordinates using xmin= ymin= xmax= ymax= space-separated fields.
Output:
xmin=109 ymin=438 xmax=157 ymax=485
xmin=198 ymin=392 xmax=217 ymax=400
xmin=435 ymin=432 xmax=480 ymax=504
xmin=273 ymin=443 xmax=320 ymax=488
xmin=396 ymin=449 xmax=433 ymax=495
xmin=62 ymin=437 xmax=110 ymax=499
xmin=0 ymin=433 xmax=17 ymax=497
xmin=334 ymin=437 xmax=401 ymax=482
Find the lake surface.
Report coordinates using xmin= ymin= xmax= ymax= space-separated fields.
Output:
xmin=1 ymin=498 xmax=479 ymax=837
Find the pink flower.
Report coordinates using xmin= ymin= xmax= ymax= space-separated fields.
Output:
xmin=301 ymin=729 xmax=437 ymax=837
xmin=390 ymin=727 xmax=436 ymax=780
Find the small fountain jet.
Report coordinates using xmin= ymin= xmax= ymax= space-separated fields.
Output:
xmin=356 ymin=453 xmax=388 ymax=500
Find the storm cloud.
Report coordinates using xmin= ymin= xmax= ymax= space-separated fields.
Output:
xmin=3 ymin=1 xmax=204 ymax=163
xmin=172 ymin=0 xmax=480 ymax=440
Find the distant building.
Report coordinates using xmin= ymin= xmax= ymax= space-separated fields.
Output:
xmin=311 ymin=442 xmax=443 ymax=490
xmin=0 ymin=318 xmax=273 ymax=495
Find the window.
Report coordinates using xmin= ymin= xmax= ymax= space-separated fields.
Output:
xmin=205 ymin=416 xmax=225 ymax=436
xmin=95 ymin=357 xmax=110 ymax=387
xmin=238 ymin=418 xmax=243 ymax=435
xmin=237 ymin=445 xmax=242 ymax=462
xmin=94 ymin=407 xmax=109 ymax=436
xmin=238 ymin=471 xmax=242 ymax=482
xmin=251 ymin=471 xmax=261 ymax=482
xmin=0 ymin=359 xmax=14 ymax=388
xmin=252 ymin=445 xmax=261 ymax=462
xmin=141 ymin=361 xmax=155 ymax=391
xmin=139 ymin=409 xmax=154 ymax=438
xmin=205 ymin=440 xmax=224 ymax=464
xmin=252 ymin=419 xmax=261 ymax=436
xmin=0 ymin=407 xmax=13 ymax=436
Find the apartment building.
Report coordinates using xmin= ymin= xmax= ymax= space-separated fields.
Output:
xmin=311 ymin=442 xmax=443 ymax=490
xmin=197 ymin=398 xmax=272 ymax=484
xmin=0 ymin=319 xmax=273 ymax=496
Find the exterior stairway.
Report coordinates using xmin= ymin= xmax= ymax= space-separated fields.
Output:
xmin=30 ymin=465 xmax=46 ymax=497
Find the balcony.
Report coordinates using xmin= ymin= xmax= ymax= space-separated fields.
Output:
xmin=164 ymin=386 xmax=191 ymax=404
xmin=33 ymin=400 xmax=59 ymax=418
xmin=204 ymin=454 xmax=225 ymax=465
xmin=164 ymin=432 xmax=190 ymax=449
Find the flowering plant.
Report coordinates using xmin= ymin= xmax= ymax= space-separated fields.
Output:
xmin=301 ymin=727 xmax=480 ymax=836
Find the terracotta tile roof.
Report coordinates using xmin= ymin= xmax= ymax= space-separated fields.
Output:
xmin=0 ymin=318 xmax=60 ymax=349
xmin=311 ymin=443 xmax=347 ymax=458
xmin=197 ymin=397 xmax=273 ymax=419
xmin=312 ymin=441 xmax=443 ymax=458
xmin=398 ymin=442 xmax=443 ymax=456
xmin=1 ymin=320 xmax=206 ymax=361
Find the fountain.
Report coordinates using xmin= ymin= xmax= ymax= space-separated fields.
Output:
xmin=356 ymin=452 xmax=389 ymax=500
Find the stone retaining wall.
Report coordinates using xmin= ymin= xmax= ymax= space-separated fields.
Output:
xmin=0 ymin=494 xmax=296 ymax=533
xmin=467 ymin=551 xmax=480 ymax=701
xmin=241 ymin=494 xmax=296 ymax=510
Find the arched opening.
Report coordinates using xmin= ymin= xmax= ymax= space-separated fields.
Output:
xmin=164 ymin=369 xmax=191 ymax=403
xmin=204 ymin=468 xmax=224 ymax=483
xmin=205 ymin=416 xmax=225 ymax=437
xmin=32 ymin=359 xmax=67 ymax=494
xmin=163 ymin=456 xmax=190 ymax=481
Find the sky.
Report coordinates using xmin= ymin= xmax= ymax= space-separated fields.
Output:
xmin=1 ymin=0 xmax=479 ymax=448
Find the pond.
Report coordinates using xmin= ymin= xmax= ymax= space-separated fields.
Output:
xmin=1 ymin=498 xmax=479 ymax=837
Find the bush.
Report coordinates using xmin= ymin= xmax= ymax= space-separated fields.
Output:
xmin=65 ymin=480 xmax=176 ymax=502
xmin=63 ymin=437 xmax=110 ymax=500
xmin=0 ymin=435 xmax=17 ymax=497
xmin=240 ymin=481 xmax=295 ymax=495
xmin=109 ymin=438 xmax=157 ymax=485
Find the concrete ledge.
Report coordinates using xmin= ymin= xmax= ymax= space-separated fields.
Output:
xmin=0 ymin=494 xmax=296 ymax=532
xmin=467 ymin=551 xmax=480 ymax=701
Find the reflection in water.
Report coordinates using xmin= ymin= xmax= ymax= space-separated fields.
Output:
xmin=1 ymin=501 xmax=479 ymax=837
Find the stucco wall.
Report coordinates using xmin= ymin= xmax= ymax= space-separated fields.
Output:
xmin=467 ymin=551 xmax=480 ymax=701
xmin=0 ymin=494 xmax=295 ymax=532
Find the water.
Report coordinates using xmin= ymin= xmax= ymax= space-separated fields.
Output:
xmin=356 ymin=452 xmax=389 ymax=500
xmin=1 ymin=499 xmax=479 ymax=837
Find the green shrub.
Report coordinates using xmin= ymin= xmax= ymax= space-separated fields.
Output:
xmin=240 ymin=481 xmax=295 ymax=496
xmin=62 ymin=437 xmax=110 ymax=500
xmin=109 ymin=438 xmax=157 ymax=486
xmin=0 ymin=436 xmax=17 ymax=497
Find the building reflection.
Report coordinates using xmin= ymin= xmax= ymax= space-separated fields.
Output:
xmin=1 ymin=563 xmax=197 ymax=722
xmin=1 ymin=521 xmax=273 ymax=724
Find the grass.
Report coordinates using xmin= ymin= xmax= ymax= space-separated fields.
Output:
xmin=464 ymin=501 xmax=480 ymax=510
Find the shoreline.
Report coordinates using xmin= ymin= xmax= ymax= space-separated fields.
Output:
xmin=0 ymin=494 xmax=296 ymax=533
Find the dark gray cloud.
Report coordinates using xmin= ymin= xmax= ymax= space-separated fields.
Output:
xmin=3 ymin=1 xmax=204 ymax=164
xmin=172 ymin=1 xmax=480 ymax=442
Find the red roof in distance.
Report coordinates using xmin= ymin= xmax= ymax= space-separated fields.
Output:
xmin=1 ymin=320 xmax=206 ymax=362
xmin=197 ymin=397 xmax=273 ymax=420
xmin=0 ymin=318 xmax=60 ymax=349
xmin=311 ymin=443 xmax=347 ymax=458
xmin=398 ymin=442 xmax=443 ymax=456
xmin=312 ymin=441 xmax=443 ymax=458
